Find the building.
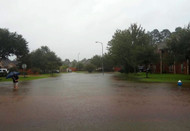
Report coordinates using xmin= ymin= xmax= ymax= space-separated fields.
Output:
xmin=153 ymin=43 xmax=189 ymax=74
xmin=0 ymin=59 xmax=17 ymax=69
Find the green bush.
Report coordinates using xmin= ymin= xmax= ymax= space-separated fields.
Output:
xmin=85 ymin=63 xmax=96 ymax=73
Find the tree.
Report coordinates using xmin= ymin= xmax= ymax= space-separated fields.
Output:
xmin=103 ymin=53 xmax=114 ymax=71
xmin=137 ymin=44 xmax=158 ymax=77
xmin=18 ymin=54 xmax=32 ymax=69
xmin=108 ymin=29 xmax=133 ymax=73
xmin=180 ymin=24 xmax=190 ymax=62
xmin=167 ymin=26 xmax=190 ymax=74
xmin=167 ymin=31 xmax=180 ymax=74
xmin=108 ymin=23 xmax=157 ymax=75
xmin=160 ymin=29 xmax=171 ymax=42
xmin=62 ymin=59 xmax=70 ymax=67
xmin=46 ymin=51 xmax=62 ymax=75
xmin=0 ymin=28 xmax=29 ymax=60
xmin=71 ymin=60 xmax=77 ymax=68
xmin=76 ymin=62 xmax=84 ymax=71
xmin=90 ymin=55 xmax=102 ymax=69
xmin=167 ymin=24 xmax=190 ymax=74
xmin=148 ymin=29 xmax=171 ymax=45
xmin=80 ymin=58 xmax=90 ymax=65
xmin=148 ymin=29 xmax=161 ymax=44
xmin=30 ymin=46 xmax=62 ymax=74
xmin=60 ymin=59 xmax=71 ymax=72
xmin=85 ymin=63 xmax=96 ymax=73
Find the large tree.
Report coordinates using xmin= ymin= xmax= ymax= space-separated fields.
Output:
xmin=90 ymin=55 xmax=102 ymax=69
xmin=71 ymin=60 xmax=77 ymax=68
xmin=148 ymin=29 xmax=161 ymax=44
xmin=148 ymin=29 xmax=171 ymax=45
xmin=160 ymin=29 xmax=171 ymax=42
xmin=103 ymin=53 xmax=114 ymax=71
xmin=30 ymin=46 xmax=62 ymax=73
xmin=62 ymin=59 xmax=70 ymax=67
xmin=167 ymin=24 xmax=190 ymax=74
xmin=0 ymin=28 xmax=29 ymax=60
xmin=108 ymin=24 xmax=157 ymax=74
xmin=108 ymin=29 xmax=133 ymax=73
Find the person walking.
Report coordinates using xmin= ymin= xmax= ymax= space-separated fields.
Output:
xmin=12 ymin=74 xmax=19 ymax=89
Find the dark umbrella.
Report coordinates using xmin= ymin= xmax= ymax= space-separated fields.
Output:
xmin=6 ymin=72 xmax=20 ymax=79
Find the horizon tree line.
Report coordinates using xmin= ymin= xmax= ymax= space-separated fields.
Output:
xmin=1 ymin=22 xmax=189 ymax=74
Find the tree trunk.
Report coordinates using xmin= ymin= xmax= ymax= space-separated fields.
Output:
xmin=174 ymin=61 xmax=176 ymax=74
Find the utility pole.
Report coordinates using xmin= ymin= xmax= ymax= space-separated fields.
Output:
xmin=77 ymin=53 xmax=80 ymax=71
xmin=95 ymin=41 xmax=104 ymax=75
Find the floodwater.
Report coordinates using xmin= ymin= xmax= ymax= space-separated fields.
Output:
xmin=0 ymin=73 xmax=190 ymax=131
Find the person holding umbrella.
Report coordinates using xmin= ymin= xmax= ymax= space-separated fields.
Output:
xmin=6 ymin=72 xmax=20 ymax=89
xmin=12 ymin=74 xmax=19 ymax=89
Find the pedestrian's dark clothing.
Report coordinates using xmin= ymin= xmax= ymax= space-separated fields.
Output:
xmin=12 ymin=75 xmax=19 ymax=83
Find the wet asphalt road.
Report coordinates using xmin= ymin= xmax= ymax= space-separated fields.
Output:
xmin=0 ymin=73 xmax=190 ymax=131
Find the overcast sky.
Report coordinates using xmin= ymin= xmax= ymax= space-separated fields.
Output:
xmin=0 ymin=0 xmax=190 ymax=61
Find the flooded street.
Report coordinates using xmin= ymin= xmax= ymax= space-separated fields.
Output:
xmin=0 ymin=73 xmax=190 ymax=131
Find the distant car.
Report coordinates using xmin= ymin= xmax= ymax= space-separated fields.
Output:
xmin=0 ymin=68 xmax=9 ymax=77
xmin=53 ymin=70 xmax=60 ymax=73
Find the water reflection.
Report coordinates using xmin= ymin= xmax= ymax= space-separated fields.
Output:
xmin=0 ymin=73 xmax=190 ymax=130
xmin=0 ymin=81 xmax=32 ymax=104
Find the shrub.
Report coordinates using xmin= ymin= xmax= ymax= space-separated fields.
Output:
xmin=85 ymin=63 xmax=96 ymax=73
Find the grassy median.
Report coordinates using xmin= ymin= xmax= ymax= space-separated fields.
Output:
xmin=0 ymin=74 xmax=59 ymax=82
xmin=115 ymin=72 xmax=190 ymax=83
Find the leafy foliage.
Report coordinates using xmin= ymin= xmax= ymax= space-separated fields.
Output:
xmin=90 ymin=55 xmax=102 ymax=69
xmin=148 ymin=29 xmax=171 ymax=44
xmin=62 ymin=59 xmax=70 ymax=67
xmin=108 ymin=24 xmax=158 ymax=73
xmin=167 ymin=24 xmax=190 ymax=63
xmin=0 ymin=28 xmax=29 ymax=60
xmin=30 ymin=46 xmax=62 ymax=73
xmin=85 ymin=63 xmax=96 ymax=73
xmin=103 ymin=53 xmax=114 ymax=71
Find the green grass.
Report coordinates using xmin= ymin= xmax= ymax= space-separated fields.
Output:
xmin=75 ymin=70 xmax=105 ymax=73
xmin=0 ymin=74 xmax=59 ymax=82
xmin=115 ymin=72 xmax=190 ymax=83
xmin=75 ymin=71 xmax=88 ymax=73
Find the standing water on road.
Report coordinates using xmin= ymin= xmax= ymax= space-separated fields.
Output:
xmin=0 ymin=73 xmax=190 ymax=131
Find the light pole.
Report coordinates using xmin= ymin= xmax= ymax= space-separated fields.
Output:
xmin=78 ymin=53 xmax=80 ymax=62
xmin=95 ymin=41 xmax=104 ymax=75
xmin=77 ymin=53 xmax=80 ymax=71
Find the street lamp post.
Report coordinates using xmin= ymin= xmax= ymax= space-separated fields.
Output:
xmin=77 ymin=53 xmax=80 ymax=71
xmin=95 ymin=41 xmax=104 ymax=75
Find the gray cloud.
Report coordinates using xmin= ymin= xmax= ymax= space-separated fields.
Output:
xmin=0 ymin=0 xmax=190 ymax=60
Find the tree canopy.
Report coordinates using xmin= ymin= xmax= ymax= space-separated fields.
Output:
xmin=0 ymin=28 xmax=29 ymax=60
xmin=30 ymin=46 xmax=62 ymax=73
xmin=167 ymin=24 xmax=190 ymax=64
xmin=148 ymin=29 xmax=171 ymax=45
xmin=108 ymin=24 xmax=158 ymax=73
xmin=90 ymin=55 xmax=102 ymax=69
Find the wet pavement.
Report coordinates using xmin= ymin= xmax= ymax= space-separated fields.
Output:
xmin=0 ymin=73 xmax=190 ymax=131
